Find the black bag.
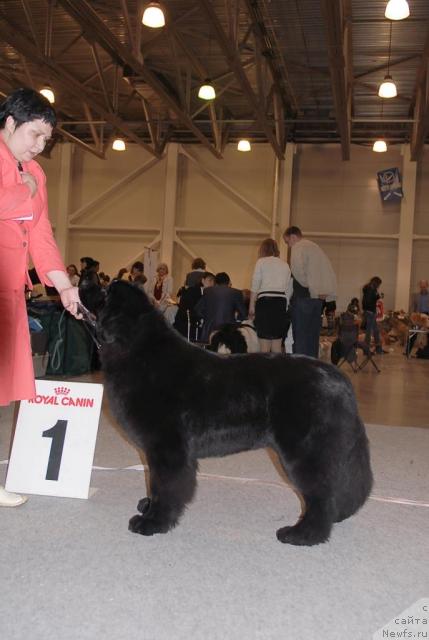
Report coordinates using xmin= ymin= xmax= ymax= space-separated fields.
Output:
xmin=416 ymin=345 xmax=429 ymax=359
xmin=39 ymin=311 xmax=94 ymax=376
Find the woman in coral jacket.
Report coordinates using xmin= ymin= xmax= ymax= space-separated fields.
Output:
xmin=0 ymin=88 xmax=81 ymax=507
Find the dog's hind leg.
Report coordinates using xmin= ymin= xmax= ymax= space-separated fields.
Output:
xmin=276 ymin=493 xmax=334 ymax=546
xmin=128 ymin=443 xmax=197 ymax=536
xmin=274 ymin=451 xmax=335 ymax=546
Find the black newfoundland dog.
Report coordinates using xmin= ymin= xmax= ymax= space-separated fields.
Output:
xmin=80 ymin=279 xmax=373 ymax=546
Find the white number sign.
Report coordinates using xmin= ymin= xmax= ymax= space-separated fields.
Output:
xmin=6 ymin=380 xmax=103 ymax=499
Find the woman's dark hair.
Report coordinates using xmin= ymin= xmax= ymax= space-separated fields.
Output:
xmin=191 ymin=257 xmax=206 ymax=270
xmin=0 ymin=88 xmax=57 ymax=129
xmin=368 ymin=276 xmax=382 ymax=288
xmin=259 ymin=238 xmax=280 ymax=258
xmin=131 ymin=261 xmax=144 ymax=272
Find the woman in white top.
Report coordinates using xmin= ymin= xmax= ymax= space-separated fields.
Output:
xmin=249 ymin=238 xmax=292 ymax=353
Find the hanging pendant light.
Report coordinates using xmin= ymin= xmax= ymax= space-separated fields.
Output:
xmin=142 ymin=3 xmax=165 ymax=28
xmin=112 ymin=138 xmax=126 ymax=151
xmin=198 ymin=81 xmax=216 ymax=100
xmin=378 ymin=75 xmax=397 ymax=98
xmin=237 ymin=139 xmax=251 ymax=152
xmin=378 ymin=22 xmax=397 ymax=99
xmin=40 ymin=86 xmax=55 ymax=104
xmin=373 ymin=140 xmax=387 ymax=153
xmin=385 ymin=0 xmax=410 ymax=21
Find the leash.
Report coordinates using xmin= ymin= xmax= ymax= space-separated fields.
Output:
xmin=50 ymin=309 xmax=67 ymax=372
xmin=78 ymin=303 xmax=102 ymax=351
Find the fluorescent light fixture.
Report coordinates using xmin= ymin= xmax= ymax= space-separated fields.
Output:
xmin=378 ymin=75 xmax=397 ymax=98
xmin=198 ymin=82 xmax=216 ymax=100
xmin=40 ymin=87 xmax=55 ymax=104
xmin=385 ymin=0 xmax=410 ymax=20
xmin=237 ymin=139 xmax=251 ymax=152
xmin=112 ymin=138 xmax=126 ymax=151
xmin=373 ymin=140 xmax=387 ymax=153
xmin=142 ymin=3 xmax=165 ymax=28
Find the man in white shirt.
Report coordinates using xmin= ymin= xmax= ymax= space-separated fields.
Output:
xmin=283 ymin=226 xmax=337 ymax=358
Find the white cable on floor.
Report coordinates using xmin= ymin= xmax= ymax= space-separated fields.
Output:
xmin=2 ymin=459 xmax=428 ymax=508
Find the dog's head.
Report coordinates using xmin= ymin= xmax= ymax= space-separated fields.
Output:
xmin=80 ymin=278 xmax=154 ymax=344
xmin=79 ymin=271 xmax=106 ymax=318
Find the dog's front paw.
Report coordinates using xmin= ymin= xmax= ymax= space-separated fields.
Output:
xmin=128 ymin=514 xmax=171 ymax=536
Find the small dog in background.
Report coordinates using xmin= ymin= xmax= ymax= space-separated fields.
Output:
xmin=208 ymin=322 xmax=260 ymax=354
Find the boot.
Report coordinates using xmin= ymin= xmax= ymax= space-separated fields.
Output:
xmin=0 ymin=486 xmax=28 ymax=507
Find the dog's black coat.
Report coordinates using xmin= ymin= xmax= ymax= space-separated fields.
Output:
xmin=81 ymin=280 xmax=373 ymax=546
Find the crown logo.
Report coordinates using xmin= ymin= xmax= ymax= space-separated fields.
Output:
xmin=54 ymin=386 xmax=70 ymax=396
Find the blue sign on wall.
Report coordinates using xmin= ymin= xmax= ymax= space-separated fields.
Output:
xmin=377 ymin=167 xmax=403 ymax=202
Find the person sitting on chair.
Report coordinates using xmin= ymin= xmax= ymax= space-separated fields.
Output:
xmin=194 ymin=272 xmax=247 ymax=344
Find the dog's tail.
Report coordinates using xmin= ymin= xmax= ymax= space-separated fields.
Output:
xmin=334 ymin=418 xmax=373 ymax=523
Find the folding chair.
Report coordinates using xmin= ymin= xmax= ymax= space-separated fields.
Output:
xmin=335 ymin=313 xmax=381 ymax=374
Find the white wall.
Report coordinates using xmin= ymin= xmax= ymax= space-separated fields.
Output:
xmin=38 ymin=141 xmax=427 ymax=311
xmin=290 ymin=144 xmax=402 ymax=310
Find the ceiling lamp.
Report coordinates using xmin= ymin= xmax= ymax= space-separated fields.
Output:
xmin=142 ymin=3 xmax=165 ymax=28
xmin=237 ymin=139 xmax=251 ymax=152
xmin=373 ymin=140 xmax=387 ymax=153
xmin=378 ymin=75 xmax=397 ymax=98
xmin=198 ymin=81 xmax=216 ymax=100
xmin=378 ymin=22 xmax=397 ymax=98
xmin=112 ymin=138 xmax=126 ymax=151
xmin=385 ymin=0 xmax=410 ymax=20
xmin=40 ymin=86 xmax=55 ymax=104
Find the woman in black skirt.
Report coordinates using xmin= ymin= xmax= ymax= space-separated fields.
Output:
xmin=248 ymin=238 xmax=292 ymax=353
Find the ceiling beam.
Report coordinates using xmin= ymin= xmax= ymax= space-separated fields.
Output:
xmin=243 ymin=0 xmax=299 ymax=114
xmin=354 ymin=54 xmax=421 ymax=81
xmin=410 ymin=28 xmax=429 ymax=160
xmin=57 ymin=127 xmax=105 ymax=159
xmin=0 ymin=13 xmax=160 ymax=157
xmin=90 ymin=43 xmax=113 ymax=112
xmin=170 ymin=29 xmax=224 ymax=153
xmin=20 ymin=0 xmax=41 ymax=52
xmin=321 ymin=0 xmax=352 ymax=160
xmin=57 ymin=0 xmax=222 ymax=158
xmin=197 ymin=0 xmax=284 ymax=159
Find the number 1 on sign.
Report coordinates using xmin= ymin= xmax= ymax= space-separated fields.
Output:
xmin=42 ymin=420 xmax=68 ymax=481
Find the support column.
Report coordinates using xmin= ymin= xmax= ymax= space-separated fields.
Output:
xmin=395 ymin=145 xmax=417 ymax=310
xmin=276 ymin=143 xmax=295 ymax=261
xmin=55 ymin=142 xmax=74 ymax=263
xmin=160 ymin=143 xmax=179 ymax=267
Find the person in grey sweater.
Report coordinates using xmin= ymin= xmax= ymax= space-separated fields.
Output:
xmin=283 ymin=226 xmax=337 ymax=358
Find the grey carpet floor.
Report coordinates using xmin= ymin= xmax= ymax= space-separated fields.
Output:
xmin=0 ymin=400 xmax=428 ymax=640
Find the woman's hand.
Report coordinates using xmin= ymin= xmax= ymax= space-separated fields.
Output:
xmin=59 ymin=286 xmax=82 ymax=319
xmin=46 ymin=270 xmax=82 ymax=318
xmin=21 ymin=172 xmax=38 ymax=197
